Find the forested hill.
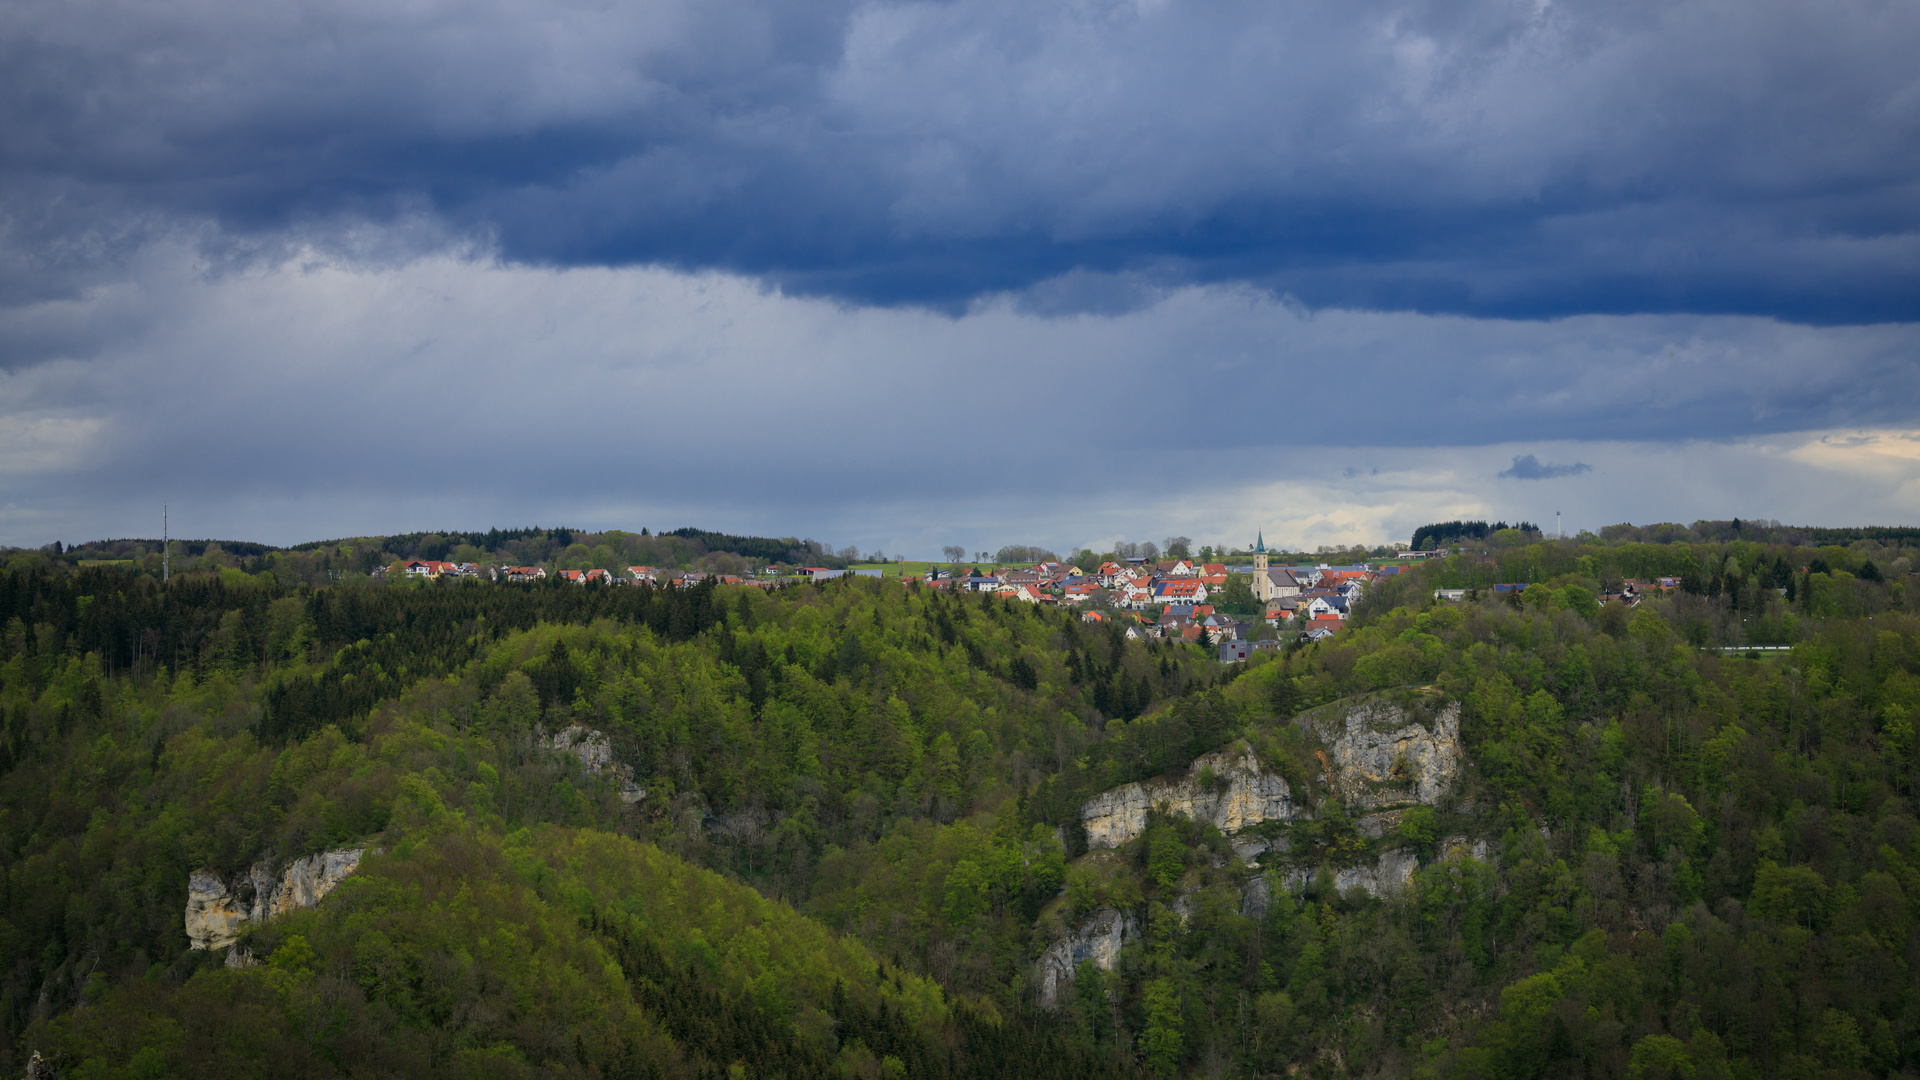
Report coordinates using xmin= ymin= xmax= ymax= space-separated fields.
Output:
xmin=19 ymin=523 xmax=857 ymax=581
xmin=1 ymin=531 xmax=1918 ymax=1079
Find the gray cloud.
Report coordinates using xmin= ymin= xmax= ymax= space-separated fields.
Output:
xmin=1498 ymin=454 xmax=1594 ymax=480
xmin=0 ymin=0 xmax=1915 ymax=316
xmin=0 ymin=254 xmax=1915 ymax=549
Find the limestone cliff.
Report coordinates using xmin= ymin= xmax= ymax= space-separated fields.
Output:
xmin=548 ymin=724 xmax=647 ymax=803
xmin=185 ymin=847 xmax=369 ymax=950
xmin=184 ymin=869 xmax=250 ymax=951
xmin=1332 ymin=847 xmax=1420 ymax=897
xmin=1301 ymin=696 xmax=1463 ymax=811
xmin=1079 ymin=744 xmax=1297 ymax=849
xmin=1036 ymin=908 xmax=1135 ymax=1007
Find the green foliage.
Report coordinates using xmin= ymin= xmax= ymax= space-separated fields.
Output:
xmin=3 ymin=532 xmax=1919 ymax=1078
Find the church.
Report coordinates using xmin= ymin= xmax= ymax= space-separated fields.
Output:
xmin=1247 ymin=532 xmax=1303 ymax=604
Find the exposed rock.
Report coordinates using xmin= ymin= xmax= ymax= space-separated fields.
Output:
xmin=184 ymin=869 xmax=250 ymax=951
xmin=548 ymin=724 xmax=647 ymax=803
xmin=1079 ymin=744 xmax=1298 ymax=849
xmin=1333 ymin=847 xmax=1420 ymax=898
xmin=225 ymin=944 xmax=259 ymax=968
xmin=265 ymin=849 xmax=368 ymax=920
xmin=1241 ymin=873 xmax=1272 ymax=918
xmin=1275 ymin=867 xmax=1313 ymax=894
xmin=1036 ymin=908 xmax=1134 ymax=1008
xmin=1303 ymin=697 xmax=1463 ymax=810
xmin=186 ymin=847 xmax=369 ymax=950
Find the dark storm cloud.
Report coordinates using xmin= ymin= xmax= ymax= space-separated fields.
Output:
xmin=3 ymin=0 xmax=1917 ymax=318
xmin=1498 ymin=454 xmax=1593 ymax=480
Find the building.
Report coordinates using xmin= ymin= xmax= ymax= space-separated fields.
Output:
xmin=1248 ymin=533 xmax=1304 ymax=603
xmin=1153 ymin=579 xmax=1209 ymax=604
xmin=401 ymin=559 xmax=458 ymax=578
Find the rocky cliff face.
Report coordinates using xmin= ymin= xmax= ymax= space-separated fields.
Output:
xmin=1077 ymin=696 xmax=1463 ymax=851
xmin=1036 ymin=908 xmax=1135 ymax=1007
xmin=185 ymin=847 xmax=369 ymax=950
xmin=184 ymin=869 xmax=250 ymax=951
xmin=1304 ymin=697 xmax=1463 ymax=811
xmin=548 ymin=725 xmax=646 ymax=803
xmin=1079 ymin=744 xmax=1297 ymax=849
xmin=1333 ymin=847 xmax=1420 ymax=897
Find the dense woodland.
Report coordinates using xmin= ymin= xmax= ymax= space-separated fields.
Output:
xmin=18 ymin=526 xmax=862 ymax=587
xmin=2 ymin=526 xmax=1919 ymax=1079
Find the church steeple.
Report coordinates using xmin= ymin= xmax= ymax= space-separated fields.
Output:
xmin=1254 ymin=531 xmax=1268 ymax=574
xmin=1255 ymin=532 xmax=1265 ymax=554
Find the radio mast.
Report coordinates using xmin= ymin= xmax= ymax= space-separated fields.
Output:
xmin=162 ymin=504 xmax=169 ymax=583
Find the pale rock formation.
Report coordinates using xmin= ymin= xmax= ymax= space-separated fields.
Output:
xmin=1076 ymin=696 xmax=1463 ymax=853
xmin=266 ymin=849 xmax=369 ymax=919
xmin=184 ymin=869 xmax=250 ymax=951
xmin=1231 ymin=837 xmax=1270 ymax=862
xmin=1333 ymin=848 xmax=1420 ymax=898
xmin=548 ymin=725 xmax=647 ymax=803
xmin=1242 ymin=873 xmax=1272 ymax=918
xmin=1036 ymin=908 xmax=1134 ymax=1007
xmin=1080 ymin=744 xmax=1297 ymax=849
xmin=1305 ymin=698 xmax=1463 ymax=810
xmin=186 ymin=847 xmax=369 ymax=950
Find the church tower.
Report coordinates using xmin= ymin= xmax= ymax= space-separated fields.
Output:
xmin=1254 ymin=531 xmax=1268 ymax=573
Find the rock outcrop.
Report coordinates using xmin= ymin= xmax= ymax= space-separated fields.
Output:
xmin=1079 ymin=744 xmax=1297 ymax=849
xmin=184 ymin=870 xmax=250 ymax=951
xmin=1037 ymin=908 xmax=1135 ymax=1007
xmin=185 ymin=847 xmax=369 ymax=950
xmin=1333 ymin=847 xmax=1420 ymax=897
xmin=548 ymin=725 xmax=647 ymax=803
xmin=1304 ymin=697 xmax=1463 ymax=811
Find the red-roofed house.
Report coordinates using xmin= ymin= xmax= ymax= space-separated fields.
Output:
xmin=401 ymin=559 xmax=458 ymax=578
xmin=1064 ymin=580 xmax=1101 ymax=603
xmin=1153 ymin=579 xmax=1209 ymax=603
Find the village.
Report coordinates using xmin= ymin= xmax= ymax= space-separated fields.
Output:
xmin=380 ymin=533 xmax=1460 ymax=660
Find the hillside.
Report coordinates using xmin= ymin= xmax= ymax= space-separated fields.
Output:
xmin=2 ymin=529 xmax=1918 ymax=1078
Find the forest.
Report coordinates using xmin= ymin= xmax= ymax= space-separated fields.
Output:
xmin=2 ymin=526 xmax=1918 ymax=1079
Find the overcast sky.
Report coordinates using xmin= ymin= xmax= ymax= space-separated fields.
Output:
xmin=2 ymin=0 xmax=1917 ymax=554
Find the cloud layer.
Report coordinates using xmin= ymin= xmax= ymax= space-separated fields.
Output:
xmin=2 ymin=253 xmax=1916 ymax=550
xmin=4 ymin=0 xmax=1918 ymax=316
xmin=3 ymin=0 xmax=1916 ymax=547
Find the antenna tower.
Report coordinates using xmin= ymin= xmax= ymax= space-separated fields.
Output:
xmin=162 ymin=504 xmax=169 ymax=583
